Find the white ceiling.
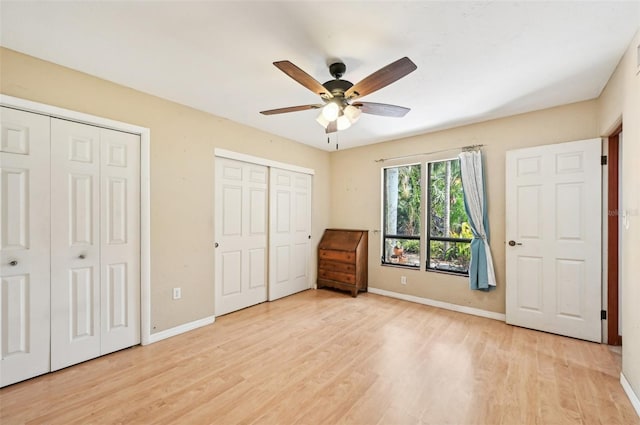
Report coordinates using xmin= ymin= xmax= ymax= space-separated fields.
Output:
xmin=1 ymin=1 xmax=639 ymax=151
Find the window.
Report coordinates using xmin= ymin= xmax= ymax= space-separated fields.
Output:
xmin=426 ymin=159 xmax=472 ymax=274
xmin=382 ymin=165 xmax=421 ymax=267
xmin=381 ymin=159 xmax=472 ymax=275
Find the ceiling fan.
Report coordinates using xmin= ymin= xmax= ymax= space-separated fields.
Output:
xmin=260 ymin=57 xmax=417 ymax=133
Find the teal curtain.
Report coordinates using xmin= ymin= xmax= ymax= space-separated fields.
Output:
xmin=458 ymin=150 xmax=496 ymax=291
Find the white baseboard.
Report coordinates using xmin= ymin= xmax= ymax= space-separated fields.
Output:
xmin=145 ymin=315 xmax=216 ymax=344
xmin=367 ymin=287 xmax=506 ymax=321
xmin=621 ymin=373 xmax=640 ymax=418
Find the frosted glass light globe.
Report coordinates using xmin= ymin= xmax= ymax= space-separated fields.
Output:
xmin=344 ymin=105 xmax=362 ymax=123
xmin=337 ymin=115 xmax=352 ymax=131
xmin=321 ymin=102 xmax=340 ymax=121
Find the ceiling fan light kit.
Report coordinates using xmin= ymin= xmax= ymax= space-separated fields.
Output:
xmin=260 ymin=57 xmax=417 ymax=135
xmin=316 ymin=102 xmax=361 ymax=131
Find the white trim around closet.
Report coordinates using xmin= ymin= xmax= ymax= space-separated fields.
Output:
xmin=215 ymin=148 xmax=315 ymax=175
xmin=0 ymin=94 xmax=153 ymax=346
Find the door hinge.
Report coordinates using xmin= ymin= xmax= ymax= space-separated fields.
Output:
xmin=601 ymin=155 xmax=608 ymax=165
xmin=601 ymin=310 xmax=607 ymax=320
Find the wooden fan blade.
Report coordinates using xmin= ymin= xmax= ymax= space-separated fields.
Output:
xmin=260 ymin=104 xmax=323 ymax=115
xmin=345 ymin=57 xmax=417 ymax=99
xmin=325 ymin=121 xmax=338 ymax=134
xmin=274 ymin=61 xmax=333 ymax=99
xmin=354 ymin=102 xmax=410 ymax=117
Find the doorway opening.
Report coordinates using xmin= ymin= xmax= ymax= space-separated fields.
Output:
xmin=607 ymin=124 xmax=622 ymax=346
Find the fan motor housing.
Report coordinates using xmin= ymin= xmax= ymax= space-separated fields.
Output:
xmin=322 ymin=79 xmax=353 ymax=97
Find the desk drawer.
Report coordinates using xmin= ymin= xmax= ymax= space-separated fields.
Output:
xmin=319 ymin=249 xmax=354 ymax=263
xmin=318 ymin=269 xmax=355 ymax=284
xmin=319 ymin=259 xmax=355 ymax=274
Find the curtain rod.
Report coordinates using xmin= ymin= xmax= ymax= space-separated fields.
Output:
xmin=374 ymin=144 xmax=484 ymax=163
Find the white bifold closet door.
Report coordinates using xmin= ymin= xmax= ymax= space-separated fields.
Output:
xmin=269 ymin=168 xmax=312 ymax=301
xmin=1 ymin=109 xmax=140 ymax=385
xmin=214 ymin=158 xmax=268 ymax=316
xmin=0 ymin=108 xmax=51 ymax=387
xmin=50 ymin=118 xmax=140 ymax=371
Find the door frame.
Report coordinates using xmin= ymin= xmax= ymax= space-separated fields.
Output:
xmin=214 ymin=149 xmax=315 ymax=176
xmin=607 ymin=124 xmax=623 ymax=346
xmin=0 ymin=94 xmax=152 ymax=345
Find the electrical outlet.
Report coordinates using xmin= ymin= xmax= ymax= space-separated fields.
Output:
xmin=400 ymin=276 xmax=407 ymax=285
xmin=172 ymin=287 xmax=182 ymax=300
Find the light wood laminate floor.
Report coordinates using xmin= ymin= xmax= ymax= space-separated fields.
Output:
xmin=1 ymin=289 xmax=638 ymax=424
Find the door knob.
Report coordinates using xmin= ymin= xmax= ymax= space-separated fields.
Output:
xmin=78 ymin=254 xmax=86 ymax=259
xmin=9 ymin=259 xmax=18 ymax=266
xmin=215 ymin=242 xmax=219 ymax=248
xmin=508 ymin=240 xmax=522 ymax=246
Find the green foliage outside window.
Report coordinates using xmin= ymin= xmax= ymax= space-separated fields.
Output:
xmin=383 ymin=165 xmax=421 ymax=267
xmin=383 ymin=160 xmax=471 ymax=273
xmin=401 ymin=239 xmax=420 ymax=254
xmin=428 ymin=160 xmax=471 ymax=272
xmin=396 ymin=165 xmax=421 ymax=236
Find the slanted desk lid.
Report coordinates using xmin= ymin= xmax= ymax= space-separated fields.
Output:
xmin=318 ymin=229 xmax=366 ymax=251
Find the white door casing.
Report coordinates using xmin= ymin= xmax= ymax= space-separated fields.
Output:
xmin=268 ymin=168 xmax=312 ymax=301
xmin=505 ymin=138 xmax=602 ymax=342
xmin=0 ymin=107 xmax=51 ymax=386
xmin=51 ymin=118 xmax=140 ymax=371
xmin=214 ymin=158 xmax=268 ymax=316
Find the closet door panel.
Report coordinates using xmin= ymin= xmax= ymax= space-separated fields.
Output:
xmin=268 ymin=169 xmax=312 ymax=301
xmin=100 ymin=128 xmax=140 ymax=354
xmin=51 ymin=118 xmax=101 ymax=371
xmin=214 ymin=158 xmax=268 ymax=316
xmin=0 ymin=107 xmax=51 ymax=387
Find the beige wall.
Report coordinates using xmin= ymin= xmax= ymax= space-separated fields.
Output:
xmin=598 ymin=30 xmax=640 ymax=403
xmin=329 ymin=100 xmax=599 ymax=314
xmin=0 ymin=47 xmax=332 ymax=333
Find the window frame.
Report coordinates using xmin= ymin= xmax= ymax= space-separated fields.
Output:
xmin=381 ymin=163 xmax=423 ymax=269
xmin=425 ymin=158 xmax=472 ymax=276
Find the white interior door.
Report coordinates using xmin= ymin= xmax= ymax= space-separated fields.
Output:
xmin=506 ymin=138 xmax=602 ymax=342
xmin=214 ymin=158 xmax=268 ymax=316
xmin=99 ymin=127 xmax=140 ymax=355
xmin=269 ymin=168 xmax=312 ymax=301
xmin=0 ymin=107 xmax=51 ymax=386
xmin=51 ymin=119 xmax=101 ymax=370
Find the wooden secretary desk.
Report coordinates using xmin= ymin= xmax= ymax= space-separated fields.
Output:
xmin=317 ymin=229 xmax=368 ymax=297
